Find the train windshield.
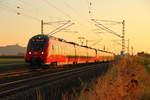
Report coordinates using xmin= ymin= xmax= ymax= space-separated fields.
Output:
xmin=28 ymin=36 xmax=48 ymax=51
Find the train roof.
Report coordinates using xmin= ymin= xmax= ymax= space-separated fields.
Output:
xmin=98 ymin=49 xmax=115 ymax=54
xmin=32 ymin=34 xmax=114 ymax=54
xmin=31 ymin=34 xmax=49 ymax=40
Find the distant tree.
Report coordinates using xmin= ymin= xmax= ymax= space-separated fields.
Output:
xmin=137 ymin=52 xmax=150 ymax=58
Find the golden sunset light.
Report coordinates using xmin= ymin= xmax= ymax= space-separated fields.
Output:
xmin=0 ymin=0 xmax=149 ymax=54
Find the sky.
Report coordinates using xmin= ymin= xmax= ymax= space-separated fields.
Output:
xmin=0 ymin=0 xmax=150 ymax=54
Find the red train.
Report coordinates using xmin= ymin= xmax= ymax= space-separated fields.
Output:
xmin=25 ymin=34 xmax=114 ymax=68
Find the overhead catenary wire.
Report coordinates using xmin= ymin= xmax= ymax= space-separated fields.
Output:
xmin=63 ymin=1 xmax=87 ymax=23
xmin=62 ymin=0 xmax=93 ymax=37
xmin=18 ymin=0 xmax=39 ymax=10
xmin=95 ymin=24 xmax=122 ymax=38
xmin=19 ymin=0 xmax=65 ymax=21
xmin=0 ymin=1 xmax=40 ymax=22
xmin=1 ymin=0 xmax=122 ymax=54
xmin=1 ymin=0 xmax=60 ymax=22
xmin=17 ymin=0 xmax=39 ymax=12
xmin=43 ymin=20 xmax=75 ymax=36
xmin=48 ymin=20 xmax=71 ymax=35
xmin=41 ymin=0 xmax=78 ymax=33
xmin=93 ymin=19 xmax=122 ymax=32
xmin=17 ymin=0 xmax=40 ymax=17
xmin=111 ymin=39 xmax=129 ymax=50
xmin=90 ymin=39 xmax=102 ymax=46
xmin=49 ymin=23 xmax=75 ymax=36
xmin=16 ymin=5 xmax=41 ymax=21
xmin=91 ymin=19 xmax=126 ymax=54
xmin=43 ymin=0 xmax=84 ymax=27
xmin=86 ymin=0 xmax=99 ymax=40
xmin=92 ymin=19 xmax=122 ymax=38
xmin=94 ymin=19 xmax=122 ymax=24
xmin=0 ymin=4 xmax=18 ymax=14
xmin=42 ymin=0 xmax=72 ymax=20
xmin=42 ymin=0 xmax=96 ymax=41
xmin=41 ymin=0 xmax=86 ymax=40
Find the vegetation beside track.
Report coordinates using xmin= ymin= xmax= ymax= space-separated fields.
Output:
xmin=71 ymin=56 xmax=150 ymax=100
xmin=136 ymin=57 xmax=150 ymax=75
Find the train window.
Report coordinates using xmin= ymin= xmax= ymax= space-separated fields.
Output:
xmin=58 ymin=45 xmax=60 ymax=54
xmin=65 ymin=46 xmax=68 ymax=55
xmin=52 ymin=45 xmax=54 ymax=50
xmin=60 ymin=45 xmax=64 ymax=55
xmin=54 ymin=45 xmax=57 ymax=54
xmin=28 ymin=38 xmax=47 ymax=51
xmin=60 ymin=45 xmax=63 ymax=55
xmin=56 ymin=45 xmax=59 ymax=54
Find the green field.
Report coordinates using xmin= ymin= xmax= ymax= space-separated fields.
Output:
xmin=0 ymin=64 xmax=27 ymax=72
xmin=0 ymin=58 xmax=25 ymax=64
xmin=0 ymin=56 xmax=25 ymax=64
xmin=0 ymin=57 xmax=26 ymax=72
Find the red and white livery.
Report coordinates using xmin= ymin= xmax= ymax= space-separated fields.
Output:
xmin=25 ymin=35 xmax=114 ymax=67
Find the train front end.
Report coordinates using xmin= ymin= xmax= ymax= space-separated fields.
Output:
xmin=25 ymin=35 xmax=49 ymax=66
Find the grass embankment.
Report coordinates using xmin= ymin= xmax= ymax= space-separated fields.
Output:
xmin=72 ymin=56 xmax=150 ymax=100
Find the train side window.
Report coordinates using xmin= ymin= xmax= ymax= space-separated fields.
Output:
xmin=52 ymin=45 xmax=54 ymax=50
xmin=56 ymin=45 xmax=58 ymax=54
xmin=65 ymin=46 xmax=67 ymax=55
xmin=58 ymin=45 xmax=60 ymax=54
xmin=61 ymin=45 xmax=64 ymax=55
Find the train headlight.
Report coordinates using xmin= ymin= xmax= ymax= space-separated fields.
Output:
xmin=29 ymin=52 xmax=32 ymax=54
xmin=41 ymin=52 xmax=44 ymax=54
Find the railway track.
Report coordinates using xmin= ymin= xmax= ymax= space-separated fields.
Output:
xmin=0 ymin=63 xmax=26 ymax=67
xmin=0 ymin=63 xmax=93 ymax=80
xmin=0 ymin=63 xmax=105 ymax=98
xmin=0 ymin=64 xmax=82 ymax=79
xmin=0 ymin=66 xmax=68 ymax=84
xmin=0 ymin=69 xmax=31 ymax=78
xmin=0 ymin=67 xmax=57 ymax=79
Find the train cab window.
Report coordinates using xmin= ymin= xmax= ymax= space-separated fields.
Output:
xmin=28 ymin=37 xmax=47 ymax=51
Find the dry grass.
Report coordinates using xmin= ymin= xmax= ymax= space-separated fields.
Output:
xmin=75 ymin=56 xmax=150 ymax=100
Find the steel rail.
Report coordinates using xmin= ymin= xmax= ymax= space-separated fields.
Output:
xmin=0 ymin=63 xmax=27 ymax=67
xmin=0 ymin=68 xmax=54 ymax=79
xmin=0 ymin=65 xmax=66 ymax=79
xmin=0 ymin=64 xmax=87 ymax=79
xmin=0 ymin=64 xmax=95 ymax=87
xmin=0 ymin=70 xmax=30 ymax=78
xmin=0 ymin=64 xmax=99 ymax=97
